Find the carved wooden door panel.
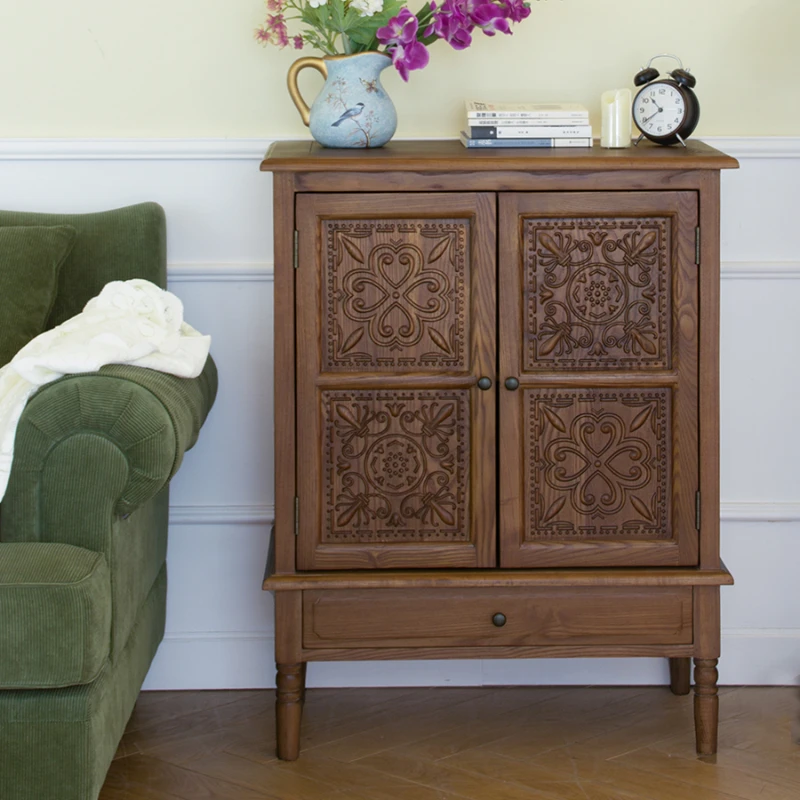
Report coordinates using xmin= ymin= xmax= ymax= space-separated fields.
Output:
xmin=499 ymin=192 xmax=699 ymax=568
xmin=296 ymin=193 xmax=496 ymax=570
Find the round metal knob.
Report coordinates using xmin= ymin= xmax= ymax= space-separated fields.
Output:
xmin=492 ymin=613 xmax=507 ymax=628
xmin=477 ymin=377 xmax=492 ymax=391
xmin=504 ymin=377 xmax=520 ymax=391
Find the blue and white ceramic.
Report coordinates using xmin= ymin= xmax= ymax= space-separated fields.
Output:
xmin=287 ymin=52 xmax=397 ymax=149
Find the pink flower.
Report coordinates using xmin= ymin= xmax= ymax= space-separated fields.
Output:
xmin=376 ymin=9 xmax=431 ymax=81
xmin=292 ymin=35 xmax=304 ymax=50
xmin=267 ymin=13 xmax=289 ymax=47
xmin=254 ymin=26 xmax=272 ymax=45
xmin=266 ymin=0 xmax=283 ymax=10
xmin=255 ymin=11 xmax=290 ymax=48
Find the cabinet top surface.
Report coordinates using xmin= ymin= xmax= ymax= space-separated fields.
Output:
xmin=262 ymin=139 xmax=738 ymax=173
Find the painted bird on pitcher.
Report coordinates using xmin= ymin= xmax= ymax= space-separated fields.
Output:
xmin=331 ymin=103 xmax=365 ymax=127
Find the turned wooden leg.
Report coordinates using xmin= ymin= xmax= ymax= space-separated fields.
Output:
xmin=669 ymin=657 xmax=691 ymax=695
xmin=300 ymin=662 xmax=308 ymax=706
xmin=694 ymin=658 xmax=719 ymax=755
xmin=276 ymin=662 xmax=305 ymax=761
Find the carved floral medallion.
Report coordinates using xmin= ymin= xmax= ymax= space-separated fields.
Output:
xmin=526 ymin=389 xmax=671 ymax=539
xmin=524 ymin=217 xmax=671 ymax=370
xmin=323 ymin=390 xmax=470 ymax=542
xmin=323 ymin=221 xmax=468 ymax=371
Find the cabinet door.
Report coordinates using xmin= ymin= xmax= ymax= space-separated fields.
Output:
xmin=499 ymin=192 xmax=699 ymax=568
xmin=296 ymin=193 xmax=496 ymax=570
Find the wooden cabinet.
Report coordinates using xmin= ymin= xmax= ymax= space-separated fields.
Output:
xmin=262 ymin=140 xmax=738 ymax=761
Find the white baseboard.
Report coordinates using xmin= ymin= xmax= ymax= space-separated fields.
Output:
xmin=143 ymin=631 xmax=274 ymax=690
xmin=142 ymin=629 xmax=800 ymax=689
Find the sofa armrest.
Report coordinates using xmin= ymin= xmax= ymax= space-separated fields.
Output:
xmin=0 ymin=542 xmax=111 ymax=688
xmin=0 ymin=355 xmax=217 ymax=548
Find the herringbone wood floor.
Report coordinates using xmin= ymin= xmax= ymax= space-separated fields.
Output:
xmin=101 ymin=686 xmax=800 ymax=799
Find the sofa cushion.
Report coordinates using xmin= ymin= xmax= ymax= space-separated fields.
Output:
xmin=0 ymin=542 xmax=111 ymax=688
xmin=0 ymin=203 xmax=165 ymax=328
xmin=0 ymin=225 xmax=76 ymax=367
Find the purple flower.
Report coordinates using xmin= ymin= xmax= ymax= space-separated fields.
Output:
xmin=376 ymin=9 xmax=431 ymax=81
xmin=468 ymin=1 xmax=512 ymax=36
xmin=377 ymin=8 xmax=419 ymax=46
xmin=427 ymin=0 xmax=474 ymax=51
xmin=499 ymin=0 xmax=531 ymax=23
xmin=292 ymin=34 xmax=304 ymax=50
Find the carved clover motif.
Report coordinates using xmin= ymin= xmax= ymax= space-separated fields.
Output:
xmin=544 ymin=411 xmax=652 ymax=517
xmin=340 ymin=240 xmax=451 ymax=351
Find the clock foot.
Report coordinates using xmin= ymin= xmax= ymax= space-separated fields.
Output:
xmin=633 ymin=133 xmax=646 ymax=147
xmin=676 ymin=133 xmax=687 ymax=148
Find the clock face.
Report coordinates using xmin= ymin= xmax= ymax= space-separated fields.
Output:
xmin=633 ymin=81 xmax=688 ymax=140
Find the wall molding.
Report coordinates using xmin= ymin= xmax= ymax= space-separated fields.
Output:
xmin=170 ymin=504 xmax=274 ymax=526
xmin=1 ymin=136 xmax=799 ymax=161
xmin=720 ymin=502 xmax=800 ymax=522
xmin=0 ymin=138 xmax=274 ymax=161
xmin=164 ymin=260 xmax=800 ymax=282
xmin=721 ymin=262 xmax=800 ymax=280
xmin=702 ymin=136 xmax=800 ymax=159
xmin=168 ymin=502 xmax=800 ymax=526
xmin=167 ymin=262 xmax=274 ymax=283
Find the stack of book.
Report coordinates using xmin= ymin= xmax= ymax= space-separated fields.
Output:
xmin=461 ymin=101 xmax=593 ymax=148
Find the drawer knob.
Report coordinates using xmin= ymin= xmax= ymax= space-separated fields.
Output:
xmin=492 ymin=612 xmax=507 ymax=627
xmin=477 ymin=377 xmax=493 ymax=390
xmin=504 ymin=377 xmax=520 ymax=391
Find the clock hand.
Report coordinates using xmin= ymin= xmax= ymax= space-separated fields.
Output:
xmin=642 ymin=111 xmax=660 ymax=124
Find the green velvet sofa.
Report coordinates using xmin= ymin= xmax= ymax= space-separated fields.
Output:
xmin=0 ymin=203 xmax=218 ymax=800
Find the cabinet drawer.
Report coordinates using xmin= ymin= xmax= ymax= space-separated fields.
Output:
xmin=303 ymin=587 xmax=693 ymax=648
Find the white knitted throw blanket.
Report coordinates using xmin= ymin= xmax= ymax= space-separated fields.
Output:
xmin=0 ymin=279 xmax=211 ymax=502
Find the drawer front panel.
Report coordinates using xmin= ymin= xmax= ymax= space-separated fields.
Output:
xmin=303 ymin=587 xmax=692 ymax=648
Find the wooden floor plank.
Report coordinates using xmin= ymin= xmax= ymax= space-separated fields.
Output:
xmin=99 ymin=686 xmax=800 ymax=800
xmin=356 ymin=749 xmax=556 ymax=800
xmin=274 ymin=752 xmax=472 ymax=800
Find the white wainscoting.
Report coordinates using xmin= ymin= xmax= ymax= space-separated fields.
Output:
xmin=1 ymin=137 xmax=799 ymax=689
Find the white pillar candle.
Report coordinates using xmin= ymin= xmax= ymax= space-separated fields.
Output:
xmin=600 ymin=89 xmax=632 ymax=148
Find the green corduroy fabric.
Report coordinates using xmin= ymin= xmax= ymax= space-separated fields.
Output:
xmin=0 ymin=203 xmax=217 ymax=799
xmin=0 ymin=564 xmax=167 ymax=800
xmin=0 ymin=360 xmax=216 ymax=661
xmin=0 ymin=203 xmax=166 ymax=327
xmin=0 ymin=224 xmax=76 ymax=366
xmin=0 ymin=543 xmax=110 ymax=689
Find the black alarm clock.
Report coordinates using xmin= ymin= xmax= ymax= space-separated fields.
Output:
xmin=632 ymin=54 xmax=700 ymax=147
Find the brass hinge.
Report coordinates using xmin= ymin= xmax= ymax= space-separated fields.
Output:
xmin=695 ymin=491 xmax=701 ymax=530
xmin=293 ymin=230 xmax=299 ymax=270
xmin=294 ymin=496 xmax=299 ymax=537
xmin=695 ymin=227 xmax=701 ymax=265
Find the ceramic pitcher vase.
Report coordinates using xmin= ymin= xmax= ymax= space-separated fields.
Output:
xmin=287 ymin=52 xmax=397 ymax=149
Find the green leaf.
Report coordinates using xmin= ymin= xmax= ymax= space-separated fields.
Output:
xmin=329 ymin=0 xmax=347 ymax=31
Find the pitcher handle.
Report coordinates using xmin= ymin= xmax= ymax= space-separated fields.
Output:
xmin=287 ymin=57 xmax=328 ymax=127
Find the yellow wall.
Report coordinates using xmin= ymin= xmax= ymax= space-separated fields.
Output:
xmin=1 ymin=0 xmax=796 ymax=137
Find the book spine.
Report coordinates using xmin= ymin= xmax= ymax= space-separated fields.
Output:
xmin=468 ymin=111 xmax=589 ymax=120
xmin=467 ymin=117 xmax=589 ymax=127
xmin=468 ymin=125 xmax=593 ymax=139
xmin=460 ymin=135 xmax=593 ymax=148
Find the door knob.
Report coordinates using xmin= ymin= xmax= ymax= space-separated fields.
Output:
xmin=477 ymin=377 xmax=492 ymax=390
xmin=504 ymin=377 xmax=520 ymax=391
xmin=492 ymin=613 xmax=507 ymax=627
